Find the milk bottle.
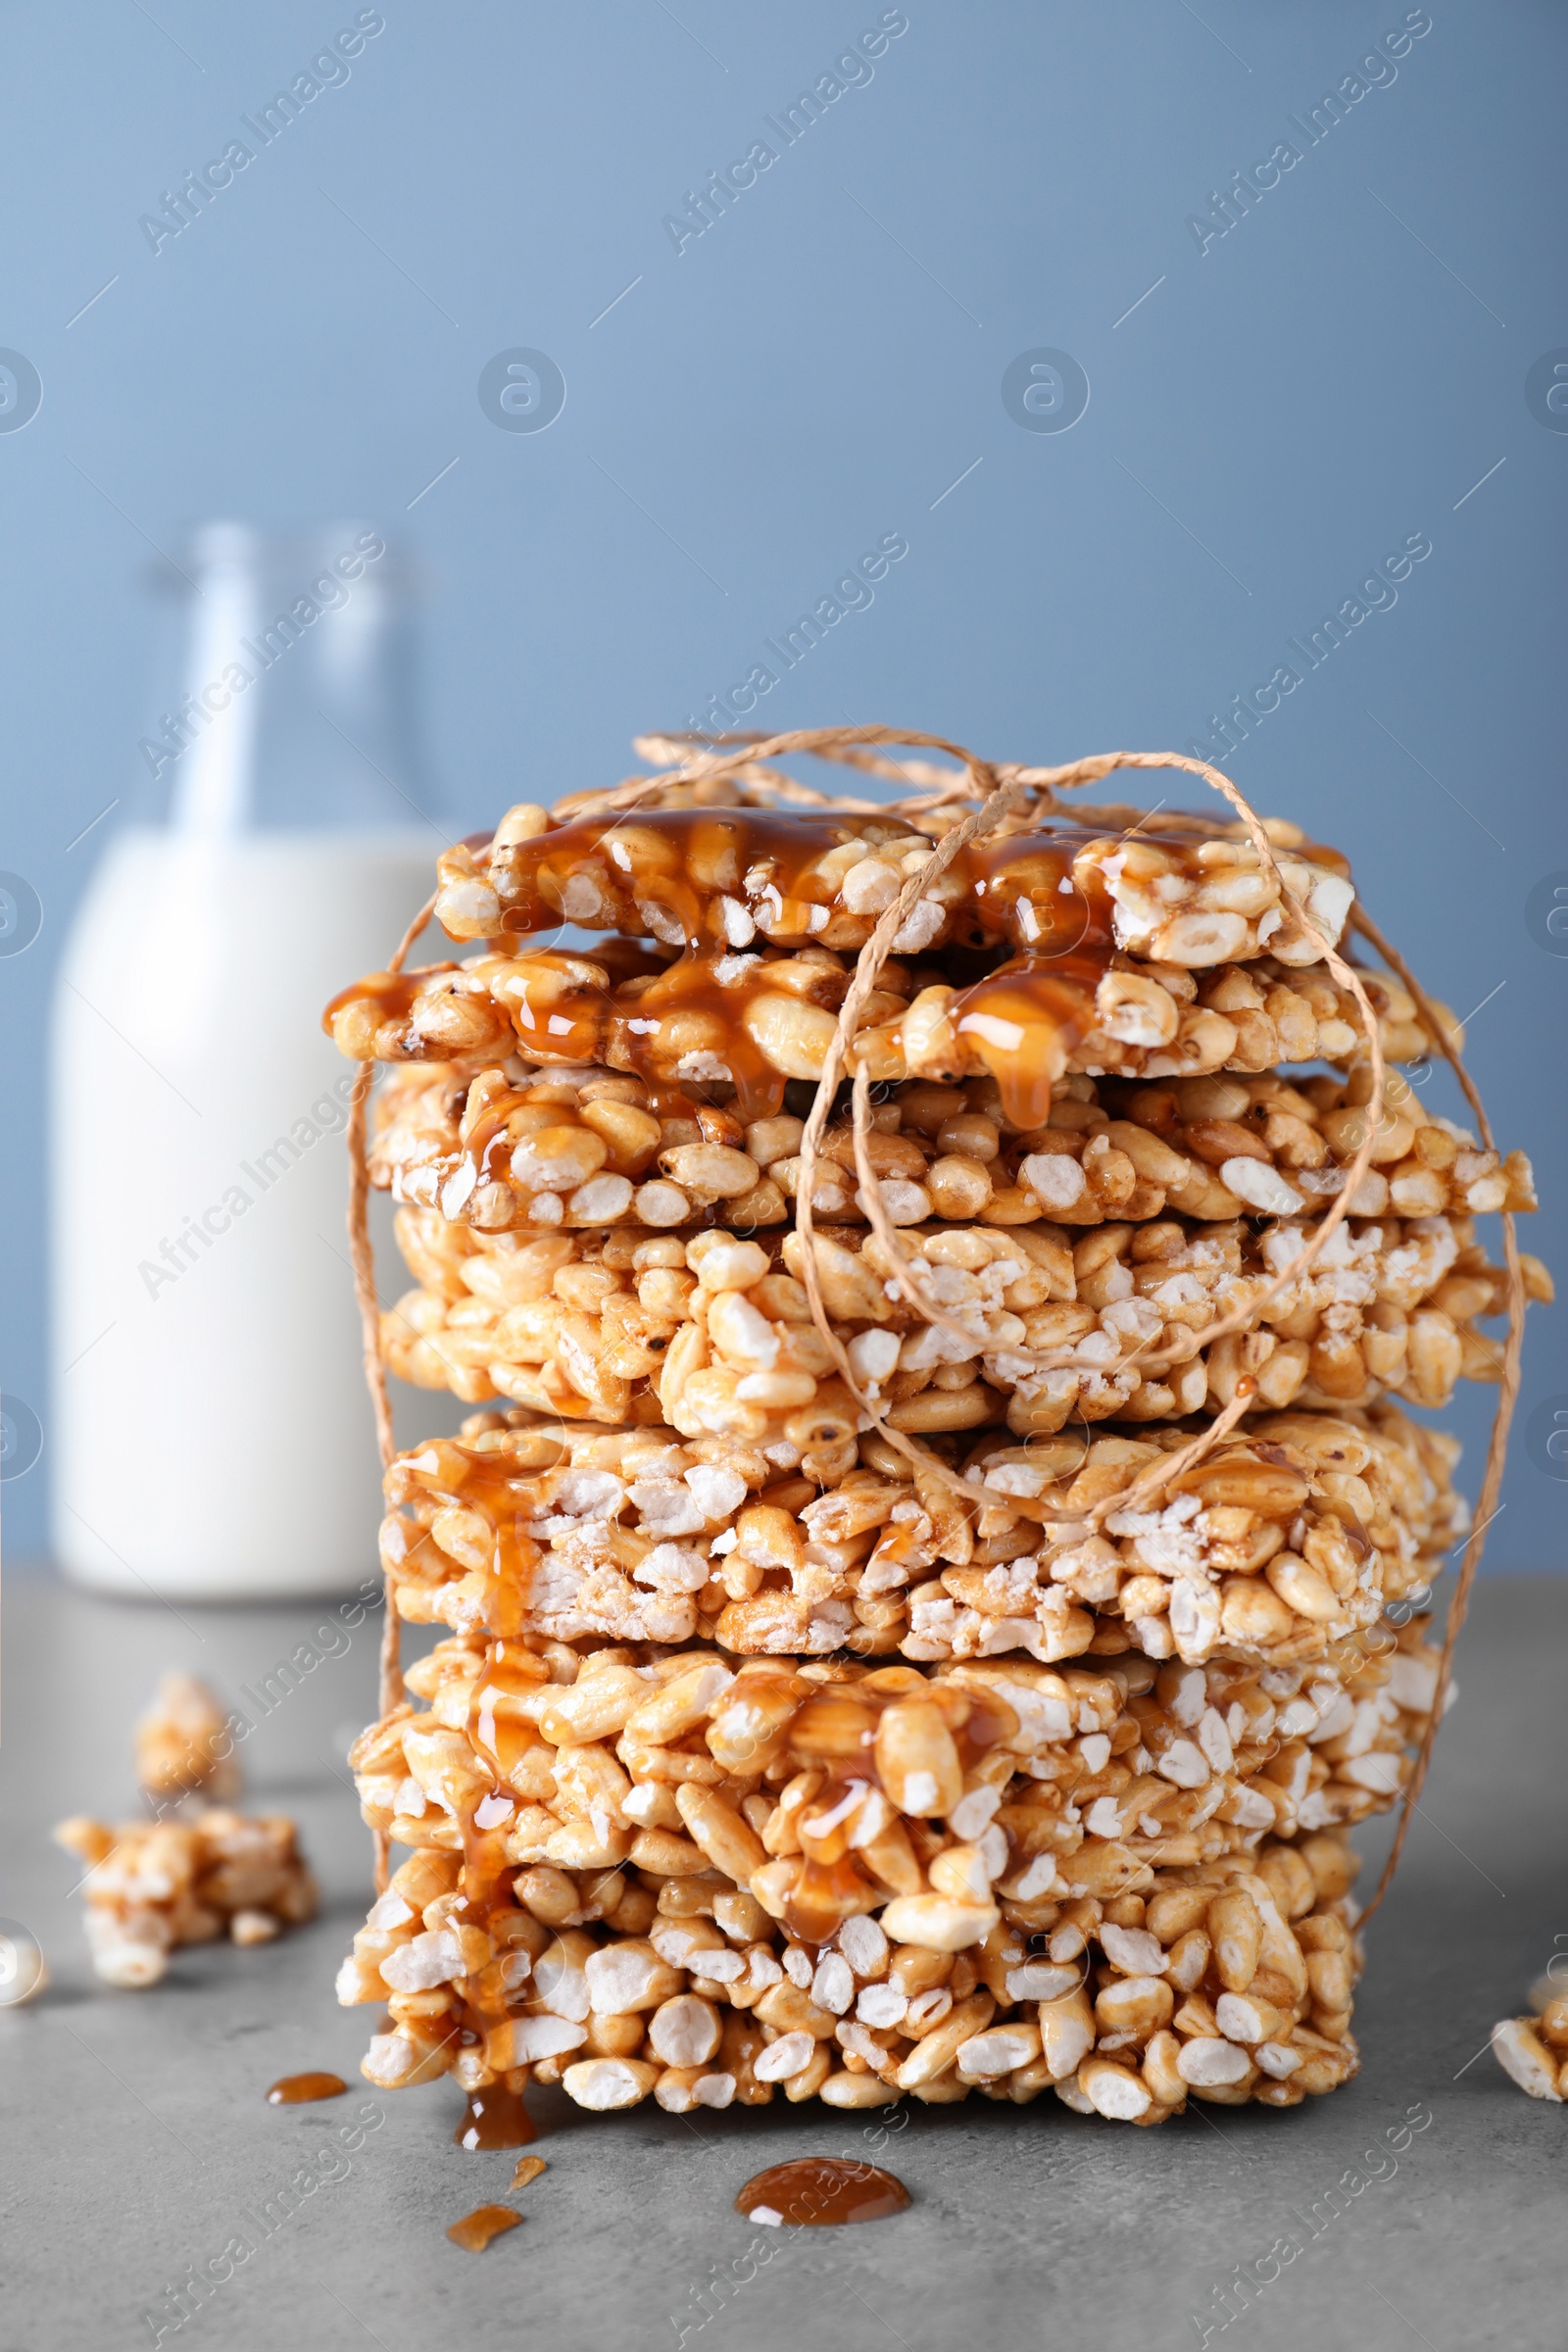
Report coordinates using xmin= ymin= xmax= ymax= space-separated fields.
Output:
xmin=52 ymin=524 xmax=437 ymax=1596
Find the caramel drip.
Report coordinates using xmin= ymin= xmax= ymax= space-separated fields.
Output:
xmin=455 ymin=2082 xmax=536 ymax=2150
xmin=782 ymin=1852 xmax=874 ymax=1947
xmin=613 ymin=952 xmax=795 ymax=1119
xmin=446 ymin=2203 xmax=522 ymax=2252
xmin=321 ymin=965 xmax=458 ymax=1032
xmin=455 ymin=1792 xmax=512 ymax=1936
xmin=460 ymin=1637 xmax=535 ymax=1904
xmin=464 ymin=1101 xmax=526 ymax=1187
xmin=449 ymin=1634 xmax=554 ymax=2143
xmin=467 ymin=1637 xmax=552 ymax=1785
xmin=502 ymin=951 xmax=619 ymax=1068
xmin=960 ymin=832 xmax=1108 ymax=955
xmin=500 ymin=946 xmax=827 ymax=1120
xmin=735 ymin=2157 xmax=910 ymax=2227
xmin=437 ymin=1450 xmax=543 ymax=1638
xmin=944 ymin=951 xmax=1108 ymax=1128
xmin=265 ymin=2071 xmax=347 ymax=2105
xmin=780 ymin=1680 xmax=1007 ymax=1944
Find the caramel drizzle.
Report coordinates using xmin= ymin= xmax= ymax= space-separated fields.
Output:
xmin=580 ymin=947 xmax=808 ymax=1119
xmin=489 ymin=808 xmax=881 ymax=942
xmin=347 ymin=939 xmax=1120 ymax=1130
xmin=529 ymin=953 xmax=827 ymax=1118
xmin=437 ymin=1633 xmax=553 ymax=2132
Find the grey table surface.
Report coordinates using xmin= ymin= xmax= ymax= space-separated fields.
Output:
xmin=1 ymin=1570 xmax=1563 ymax=2352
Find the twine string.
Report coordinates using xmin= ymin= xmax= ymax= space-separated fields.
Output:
xmin=340 ymin=735 xmax=1519 ymax=1926
xmin=821 ymin=745 xmax=1387 ymax=1525
xmin=1347 ymin=905 xmax=1524 ymax=1926
xmin=345 ymin=886 xmax=435 ymax=1889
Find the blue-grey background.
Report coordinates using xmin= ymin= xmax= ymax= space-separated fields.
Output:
xmin=2 ymin=0 xmax=1562 ymax=1567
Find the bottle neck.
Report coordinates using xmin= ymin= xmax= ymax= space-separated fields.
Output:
xmin=156 ymin=525 xmax=428 ymax=834
xmin=168 ymin=542 xmax=261 ymax=835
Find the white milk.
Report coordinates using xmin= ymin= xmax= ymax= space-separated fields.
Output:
xmin=50 ymin=520 xmax=440 ymax=1598
xmin=51 ymin=831 xmax=433 ymax=1597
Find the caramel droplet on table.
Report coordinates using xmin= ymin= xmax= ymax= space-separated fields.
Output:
xmin=509 ymin=2153 xmax=548 ymax=2192
xmin=447 ymin=2204 xmax=522 ymax=2254
xmin=736 ymin=2158 xmax=911 ymax=2228
xmin=455 ymin=2082 xmax=536 ymax=2150
xmin=266 ymin=2072 xmax=348 ymax=2105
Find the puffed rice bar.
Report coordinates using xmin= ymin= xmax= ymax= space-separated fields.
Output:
xmin=383 ymin=1207 xmax=1531 ymax=1433
xmin=54 ymin=1809 xmax=318 ymax=1987
xmin=378 ymin=1398 xmax=1459 ymax=1669
xmin=368 ymin=1058 xmax=1538 ymax=1241
xmin=346 ymin=1831 xmax=1367 ymax=2121
xmin=327 ymin=944 xmax=1451 ymax=1126
xmin=431 ymin=806 xmax=1357 ymax=969
xmin=341 ymin=1629 xmax=1390 ymax=2117
xmin=353 ymin=1618 xmax=1442 ymax=1878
